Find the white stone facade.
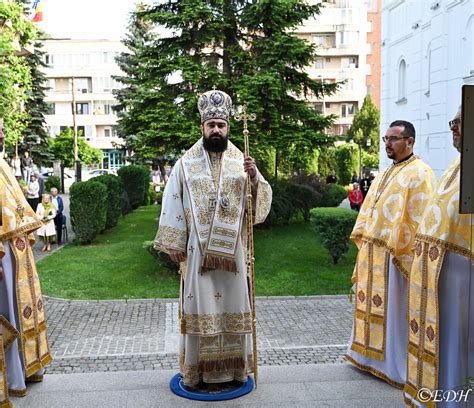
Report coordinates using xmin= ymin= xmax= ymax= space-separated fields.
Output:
xmin=380 ymin=0 xmax=474 ymax=176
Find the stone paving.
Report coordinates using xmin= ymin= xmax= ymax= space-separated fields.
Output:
xmin=44 ymin=296 xmax=353 ymax=374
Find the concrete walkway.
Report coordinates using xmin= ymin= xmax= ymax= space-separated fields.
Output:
xmin=14 ymin=364 xmax=405 ymax=407
xmin=5 ymin=296 xmax=414 ymax=407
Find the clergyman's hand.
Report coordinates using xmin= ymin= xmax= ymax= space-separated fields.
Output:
xmin=169 ymin=251 xmax=186 ymax=263
xmin=244 ymin=156 xmax=257 ymax=179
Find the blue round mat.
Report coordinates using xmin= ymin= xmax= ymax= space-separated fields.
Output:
xmin=169 ymin=373 xmax=254 ymax=401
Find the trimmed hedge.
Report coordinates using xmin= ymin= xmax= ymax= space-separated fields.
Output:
xmin=320 ymin=184 xmax=347 ymax=207
xmin=94 ymin=174 xmax=123 ymax=229
xmin=310 ymin=207 xmax=358 ymax=264
xmin=70 ymin=181 xmax=107 ymax=244
xmin=264 ymin=175 xmax=348 ymax=227
xmin=117 ymin=165 xmax=149 ymax=209
xmin=45 ymin=175 xmax=61 ymax=192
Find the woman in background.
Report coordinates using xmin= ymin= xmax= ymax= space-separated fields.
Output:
xmin=36 ymin=194 xmax=57 ymax=251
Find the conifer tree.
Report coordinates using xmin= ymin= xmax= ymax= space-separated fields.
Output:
xmin=116 ymin=0 xmax=338 ymax=175
xmin=346 ymin=94 xmax=380 ymax=155
xmin=21 ymin=40 xmax=52 ymax=165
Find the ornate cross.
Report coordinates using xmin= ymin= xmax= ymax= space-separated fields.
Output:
xmin=187 ymin=293 xmax=194 ymax=300
xmin=214 ymin=292 xmax=222 ymax=301
xmin=234 ymin=105 xmax=256 ymax=137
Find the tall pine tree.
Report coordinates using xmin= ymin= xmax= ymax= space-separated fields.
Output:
xmin=346 ymin=94 xmax=380 ymax=155
xmin=21 ymin=39 xmax=53 ymax=166
xmin=115 ymin=0 xmax=338 ymax=176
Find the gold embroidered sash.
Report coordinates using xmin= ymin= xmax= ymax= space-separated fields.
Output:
xmin=182 ymin=139 xmax=246 ymax=273
xmin=351 ymin=242 xmax=390 ymax=360
xmin=0 ymin=159 xmax=41 ymax=242
xmin=405 ymin=239 xmax=445 ymax=408
xmin=0 ymin=316 xmax=18 ymax=350
xmin=0 ymin=335 xmax=11 ymax=408
xmin=11 ymin=238 xmax=52 ymax=377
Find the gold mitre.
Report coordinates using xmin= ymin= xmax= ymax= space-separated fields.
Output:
xmin=197 ymin=89 xmax=232 ymax=123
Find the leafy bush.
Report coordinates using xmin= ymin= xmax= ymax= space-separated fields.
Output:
xmin=320 ymin=183 xmax=347 ymax=207
xmin=143 ymin=241 xmax=179 ymax=273
xmin=310 ymin=207 xmax=358 ymax=264
xmin=263 ymin=179 xmax=322 ymax=226
xmin=45 ymin=175 xmax=61 ymax=192
xmin=70 ymin=181 xmax=107 ymax=244
xmin=94 ymin=174 xmax=123 ymax=229
xmin=117 ymin=165 xmax=149 ymax=209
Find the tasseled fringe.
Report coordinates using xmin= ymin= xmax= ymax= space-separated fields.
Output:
xmin=198 ymin=356 xmax=246 ymax=373
xmin=201 ymin=254 xmax=238 ymax=273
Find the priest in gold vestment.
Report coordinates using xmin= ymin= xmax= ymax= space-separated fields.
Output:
xmin=345 ymin=120 xmax=436 ymax=387
xmin=0 ymin=119 xmax=52 ymax=406
xmin=154 ymin=90 xmax=272 ymax=386
xmin=404 ymin=108 xmax=474 ymax=407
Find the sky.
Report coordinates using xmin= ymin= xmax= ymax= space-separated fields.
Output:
xmin=34 ymin=0 xmax=154 ymax=40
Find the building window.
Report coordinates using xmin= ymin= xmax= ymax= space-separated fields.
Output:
xmin=339 ymin=31 xmax=359 ymax=46
xmin=45 ymin=54 xmax=54 ymax=66
xmin=341 ymin=56 xmax=359 ymax=69
xmin=312 ymin=103 xmax=323 ymax=113
xmin=104 ymin=128 xmax=111 ymax=137
xmin=45 ymin=103 xmax=55 ymax=115
xmin=315 ymin=57 xmax=324 ymax=69
xmin=313 ymin=34 xmax=335 ymax=48
xmin=398 ymin=59 xmax=407 ymax=100
xmin=75 ymin=103 xmax=90 ymax=115
xmin=341 ymin=103 xmax=357 ymax=117
xmin=77 ymin=126 xmax=85 ymax=137
xmin=73 ymin=78 xmax=91 ymax=93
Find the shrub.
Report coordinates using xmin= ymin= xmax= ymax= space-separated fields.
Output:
xmin=117 ymin=165 xmax=149 ymax=209
xmin=320 ymin=183 xmax=347 ymax=207
xmin=45 ymin=175 xmax=61 ymax=192
xmin=70 ymin=181 xmax=107 ymax=244
xmin=94 ymin=174 xmax=123 ymax=229
xmin=310 ymin=207 xmax=358 ymax=264
xmin=286 ymin=182 xmax=321 ymax=221
xmin=143 ymin=241 xmax=179 ymax=273
xmin=121 ymin=190 xmax=132 ymax=215
xmin=263 ymin=179 xmax=321 ymax=226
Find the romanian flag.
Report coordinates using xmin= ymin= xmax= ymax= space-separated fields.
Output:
xmin=31 ymin=0 xmax=43 ymax=22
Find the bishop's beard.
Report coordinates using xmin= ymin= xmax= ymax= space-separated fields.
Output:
xmin=203 ymin=135 xmax=228 ymax=152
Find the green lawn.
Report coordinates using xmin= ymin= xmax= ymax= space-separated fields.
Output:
xmin=38 ymin=206 xmax=356 ymax=299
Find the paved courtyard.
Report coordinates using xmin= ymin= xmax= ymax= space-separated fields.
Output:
xmin=44 ymin=295 xmax=353 ymax=374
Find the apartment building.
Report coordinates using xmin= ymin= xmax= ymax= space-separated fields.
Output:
xmin=42 ymin=39 xmax=127 ymax=170
xmin=295 ymin=0 xmax=377 ymax=135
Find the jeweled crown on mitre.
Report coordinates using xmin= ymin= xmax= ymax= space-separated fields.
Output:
xmin=197 ymin=89 xmax=232 ymax=123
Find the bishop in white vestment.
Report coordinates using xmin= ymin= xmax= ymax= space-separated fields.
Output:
xmin=154 ymin=90 xmax=272 ymax=386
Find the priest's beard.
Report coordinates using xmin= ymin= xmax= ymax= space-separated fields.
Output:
xmin=203 ymin=135 xmax=228 ymax=152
